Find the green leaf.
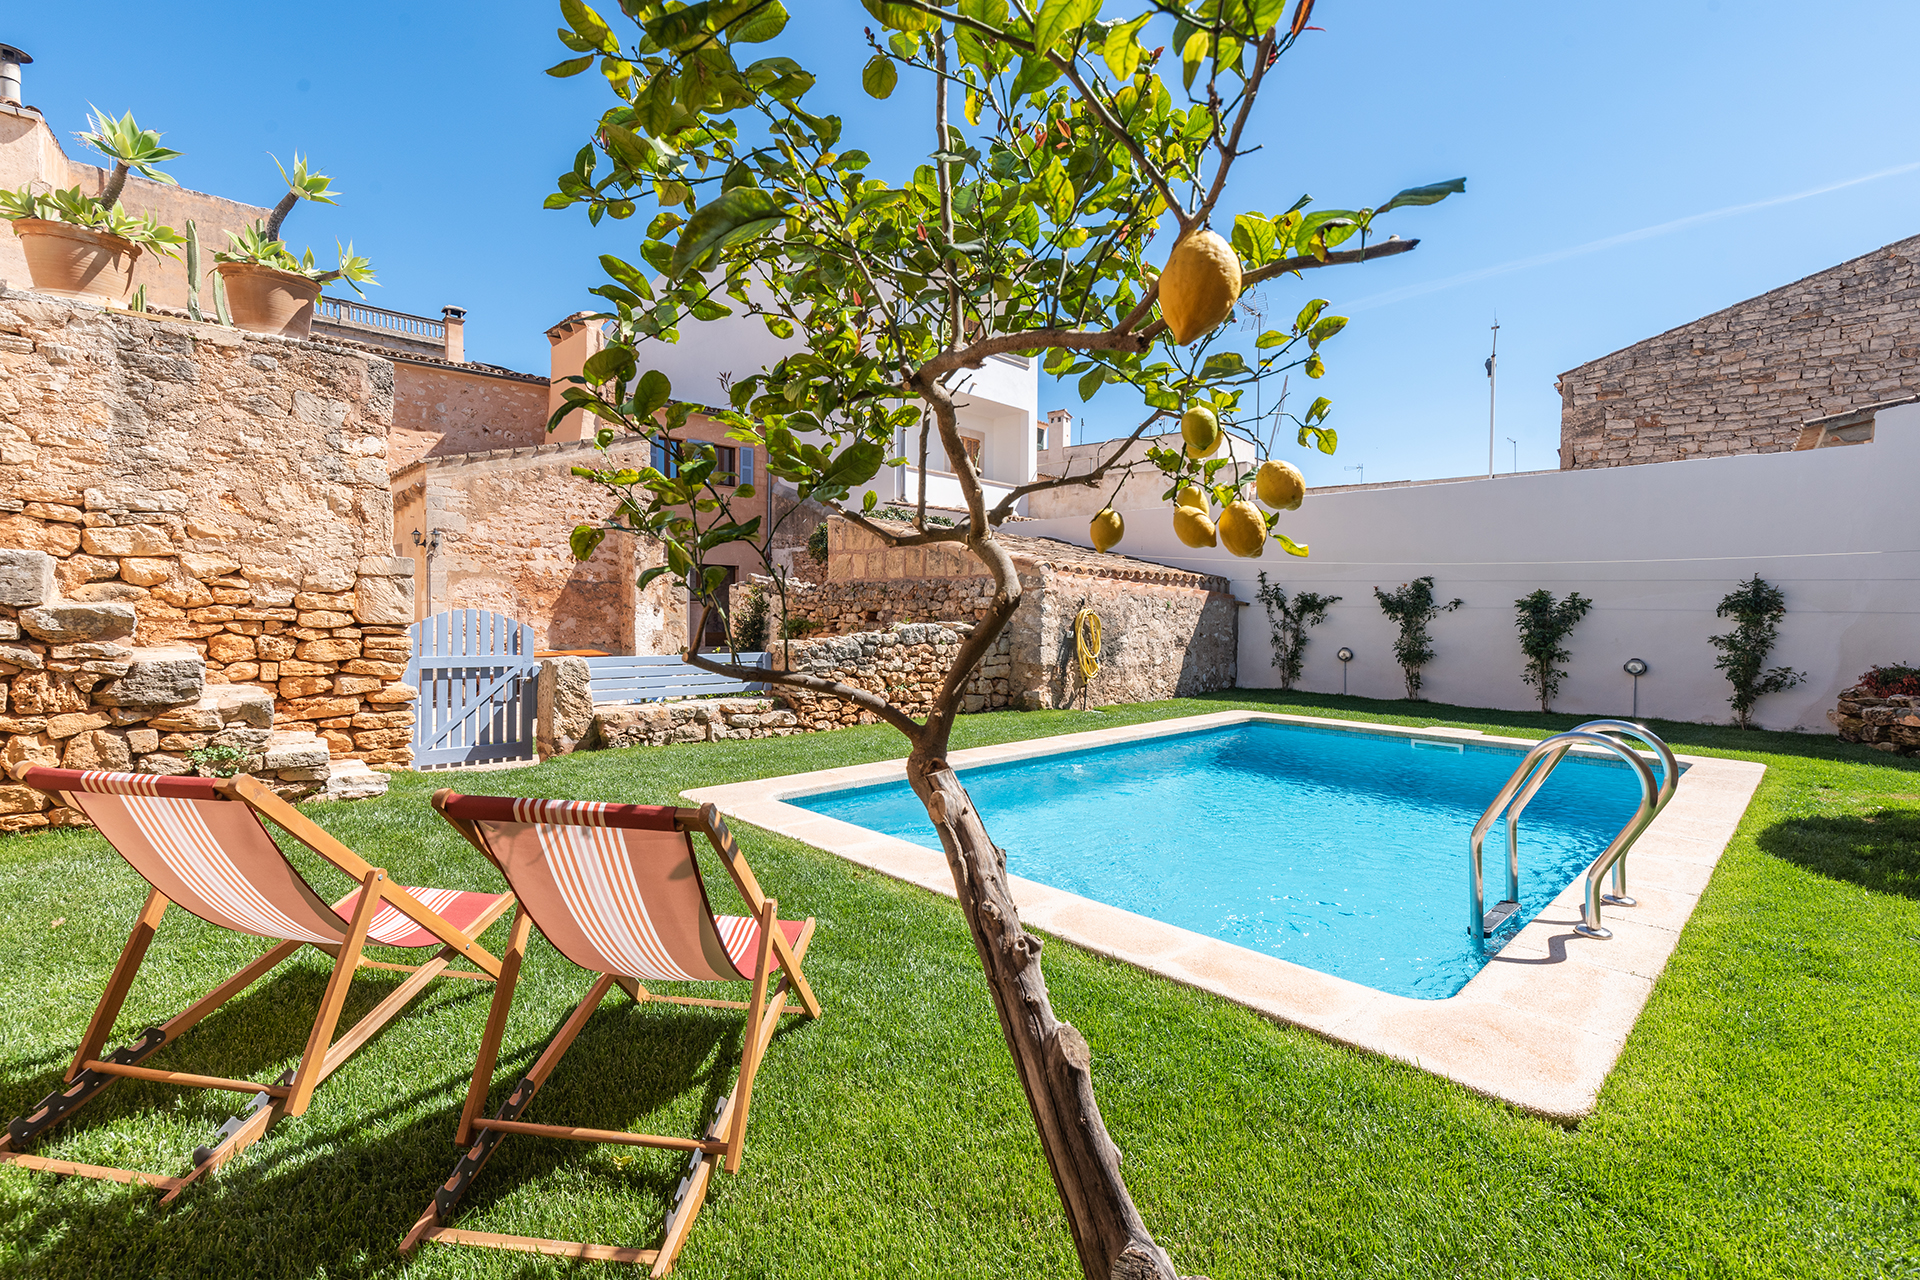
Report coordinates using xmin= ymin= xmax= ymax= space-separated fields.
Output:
xmin=1078 ymin=367 xmax=1106 ymax=401
xmin=1034 ymin=0 xmax=1100 ymax=55
xmin=635 ymin=369 xmax=672 ymax=419
xmin=547 ymin=55 xmax=595 ymax=77
xmin=1103 ymin=13 xmax=1151 ymax=78
xmin=1009 ymin=55 xmax=1062 ymax=100
xmin=1294 ymin=297 xmax=1327 ymax=333
xmin=862 ymin=56 xmax=899 ymax=99
xmin=1230 ymin=213 xmax=1276 ymax=266
xmin=1307 ymin=315 xmax=1347 ymax=348
xmin=745 ymin=56 xmax=814 ymax=101
xmin=1277 ymin=533 xmax=1310 ymax=558
xmin=731 ymin=1 xmax=790 ymax=42
xmin=1304 ymin=353 xmax=1324 ymax=378
xmin=861 ymin=0 xmax=938 ymax=31
xmin=570 ymin=524 xmax=609 ymax=561
xmin=764 ymin=316 xmax=794 ymax=339
xmin=1304 ymin=395 xmax=1332 ymax=424
xmin=636 ymin=565 xmax=671 ymax=591
xmin=669 ymin=187 xmax=789 ymax=278
xmin=560 ymin=0 xmax=616 ymax=53
xmin=647 ymin=0 xmax=781 ymax=51
xmin=1255 ymin=329 xmax=1289 ymax=350
xmin=1376 ymin=177 xmax=1467 ymax=216
xmin=583 ymin=345 xmax=636 ymax=384
xmin=862 ymin=488 xmax=879 ymax=512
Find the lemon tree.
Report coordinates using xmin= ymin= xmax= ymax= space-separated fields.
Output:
xmin=544 ymin=3 xmax=1460 ymax=1272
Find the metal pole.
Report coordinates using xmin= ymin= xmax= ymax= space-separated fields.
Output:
xmin=1486 ymin=319 xmax=1499 ymax=479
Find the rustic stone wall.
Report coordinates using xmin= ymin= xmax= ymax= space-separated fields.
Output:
xmin=388 ymin=361 xmax=550 ymax=472
xmin=0 ymin=292 xmax=419 ymax=796
xmin=1828 ymin=685 xmax=1920 ymax=756
xmin=740 ymin=518 xmax=1238 ymax=711
xmin=777 ymin=622 xmax=1010 ymax=727
xmin=392 ymin=437 xmax=684 ymax=653
xmin=1558 ymin=234 xmax=1920 ymax=469
xmin=591 ymin=696 xmax=801 ymax=749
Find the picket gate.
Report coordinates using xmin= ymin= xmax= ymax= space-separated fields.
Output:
xmin=405 ymin=610 xmax=539 ymax=769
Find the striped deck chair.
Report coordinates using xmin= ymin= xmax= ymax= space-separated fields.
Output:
xmin=0 ymin=767 xmax=515 ymax=1202
xmin=401 ymin=791 xmax=821 ymax=1276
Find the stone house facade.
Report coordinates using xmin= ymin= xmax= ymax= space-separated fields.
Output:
xmin=0 ymin=291 xmax=419 ymax=828
xmin=1558 ymin=233 xmax=1920 ymax=469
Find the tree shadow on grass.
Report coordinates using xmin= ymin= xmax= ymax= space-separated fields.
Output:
xmin=1755 ymin=808 xmax=1920 ymax=899
xmin=2 ymin=989 xmax=809 ymax=1280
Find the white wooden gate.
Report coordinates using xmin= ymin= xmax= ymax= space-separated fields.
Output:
xmin=406 ymin=610 xmax=539 ymax=769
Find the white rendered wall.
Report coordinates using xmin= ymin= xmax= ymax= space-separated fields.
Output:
xmin=1017 ymin=403 xmax=1920 ymax=731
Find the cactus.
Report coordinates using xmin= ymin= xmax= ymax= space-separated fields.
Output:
xmin=184 ymin=219 xmax=201 ymax=322
xmin=212 ymin=267 xmax=231 ymax=327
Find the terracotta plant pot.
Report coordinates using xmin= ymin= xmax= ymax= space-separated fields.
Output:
xmin=215 ymin=261 xmax=322 ymax=339
xmin=10 ymin=218 xmax=142 ymax=303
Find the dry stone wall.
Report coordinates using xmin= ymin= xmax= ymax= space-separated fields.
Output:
xmin=1558 ymin=234 xmax=1920 ymax=469
xmin=0 ymin=293 xmax=418 ymax=829
xmin=777 ymin=622 xmax=1010 ymax=727
xmin=1829 ymin=686 xmax=1920 ymax=756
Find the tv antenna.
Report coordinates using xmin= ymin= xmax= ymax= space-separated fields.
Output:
xmin=1485 ymin=317 xmax=1499 ymax=479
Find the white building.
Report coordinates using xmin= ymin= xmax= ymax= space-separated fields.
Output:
xmin=626 ymin=286 xmax=1044 ymax=519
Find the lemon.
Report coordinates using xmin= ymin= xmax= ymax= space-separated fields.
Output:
xmin=1173 ymin=505 xmax=1218 ymax=549
xmin=1181 ymin=405 xmax=1222 ymax=459
xmin=1089 ymin=507 xmax=1124 ymax=552
xmin=1256 ymin=459 xmax=1305 ymax=511
xmin=1175 ymin=483 xmax=1208 ymax=511
xmin=1218 ymin=499 xmax=1268 ymax=558
xmin=1159 ymin=229 xmax=1244 ymax=345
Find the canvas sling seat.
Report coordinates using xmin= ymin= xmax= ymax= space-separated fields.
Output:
xmin=0 ymin=767 xmax=515 ymax=1201
xmin=401 ymin=792 xmax=821 ymax=1276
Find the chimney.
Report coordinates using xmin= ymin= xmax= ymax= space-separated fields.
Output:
xmin=1046 ymin=408 xmax=1074 ymax=448
xmin=441 ymin=306 xmax=466 ymax=364
xmin=0 ymin=45 xmax=30 ymax=107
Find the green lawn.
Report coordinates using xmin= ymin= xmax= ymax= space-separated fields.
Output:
xmin=1 ymin=690 xmax=1917 ymax=1279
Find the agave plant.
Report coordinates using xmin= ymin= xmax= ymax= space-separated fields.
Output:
xmin=264 ymin=153 xmax=340 ymax=239
xmin=214 ymin=222 xmax=377 ymax=295
xmin=0 ymin=184 xmax=185 ymax=253
xmin=216 ymin=155 xmax=376 ymax=295
xmin=75 ymin=107 xmax=182 ymax=207
xmin=0 ymin=108 xmax=185 ymax=252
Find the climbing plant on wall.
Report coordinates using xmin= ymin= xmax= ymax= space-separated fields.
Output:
xmin=1374 ymin=576 xmax=1462 ymax=700
xmin=1255 ymin=572 xmax=1338 ymax=691
xmin=1710 ymin=574 xmax=1803 ymax=729
xmin=1513 ymin=588 xmax=1592 ymax=713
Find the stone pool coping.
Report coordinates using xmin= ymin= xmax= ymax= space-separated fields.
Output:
xmin=683 ymin=710 xmax=1766 ymax=1122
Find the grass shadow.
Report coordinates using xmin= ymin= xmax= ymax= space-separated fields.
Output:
xmin=1755 ymin=807 xmax=1920 ymax=898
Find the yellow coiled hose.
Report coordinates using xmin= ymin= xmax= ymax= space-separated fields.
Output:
xmin=1074 ymin=606 xmax=1102 ymax=683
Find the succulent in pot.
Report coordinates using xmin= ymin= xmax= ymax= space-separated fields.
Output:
xmin=0 ymin=108 xmax=185 ymax=303
xmin=211 ymin=155 xmax=376 ymax=339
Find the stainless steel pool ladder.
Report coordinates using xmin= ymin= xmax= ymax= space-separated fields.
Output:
xmin=1469 ymin=720 xmax=1678 ymax=951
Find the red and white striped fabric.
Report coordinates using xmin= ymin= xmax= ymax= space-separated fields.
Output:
xmin=438 ymin=792 xmax=800 ymax=984
xmin=24 ymin=768 xmax=506 ymax=950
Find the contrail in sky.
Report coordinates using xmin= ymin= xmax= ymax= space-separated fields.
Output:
xmin=1341 ymin=159 xmax=1920 ymax=312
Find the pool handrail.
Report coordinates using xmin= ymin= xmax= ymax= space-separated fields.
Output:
xmin=1468 ymin=723 xmax=1669 ymax=949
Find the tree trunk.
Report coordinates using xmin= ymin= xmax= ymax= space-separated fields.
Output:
xmin=907 ymin=752 xmax=1179 ymax=1280
xmin=265 ymin=192 xmax=300 ymax=242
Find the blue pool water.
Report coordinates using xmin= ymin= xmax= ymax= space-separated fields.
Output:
xmin=794 ymin=722 xmax=1658 ymax=999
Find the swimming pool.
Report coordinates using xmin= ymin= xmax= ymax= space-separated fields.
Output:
xmin=793 ymin=721 xmax=1657 ymax=999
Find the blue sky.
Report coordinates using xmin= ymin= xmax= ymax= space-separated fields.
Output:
xmin=9 ymin=1 xmax=1918 ymax=485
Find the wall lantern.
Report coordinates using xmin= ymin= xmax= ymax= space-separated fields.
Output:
xmin=1336 ymin=647 xmax=1355 ymax=695
xmin=1622 ymin=657 xmax=1649 ymax=717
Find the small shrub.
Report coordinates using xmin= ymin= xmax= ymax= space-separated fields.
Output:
xmin=1255 ymin=573 xmax=1340 ymax=691
xmin=734 ymin=586 xmax=770 ymax=652
xmin=1710 ymin=574 xmax=1804 ymax=729
xmin=806 ymin=521 xmax=830 ymax=565
xmin=1514 ymin=589 xmax=1593 ymax=713
xmin=1374 ymin=576 xmax=1463 ymax=700
xmin=782 ymin=616 xmax=820 ymax=639
xmin=1856 ymin=663 xmax=1920 ymax=698
xmin=186 ymin=743 xmax=251 ymax=778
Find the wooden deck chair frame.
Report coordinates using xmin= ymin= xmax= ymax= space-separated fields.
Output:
xmin=401 ymin=796 xmax=820 ymax=1276
xmin=0 ymin=769 xmax=516 ymax=1202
